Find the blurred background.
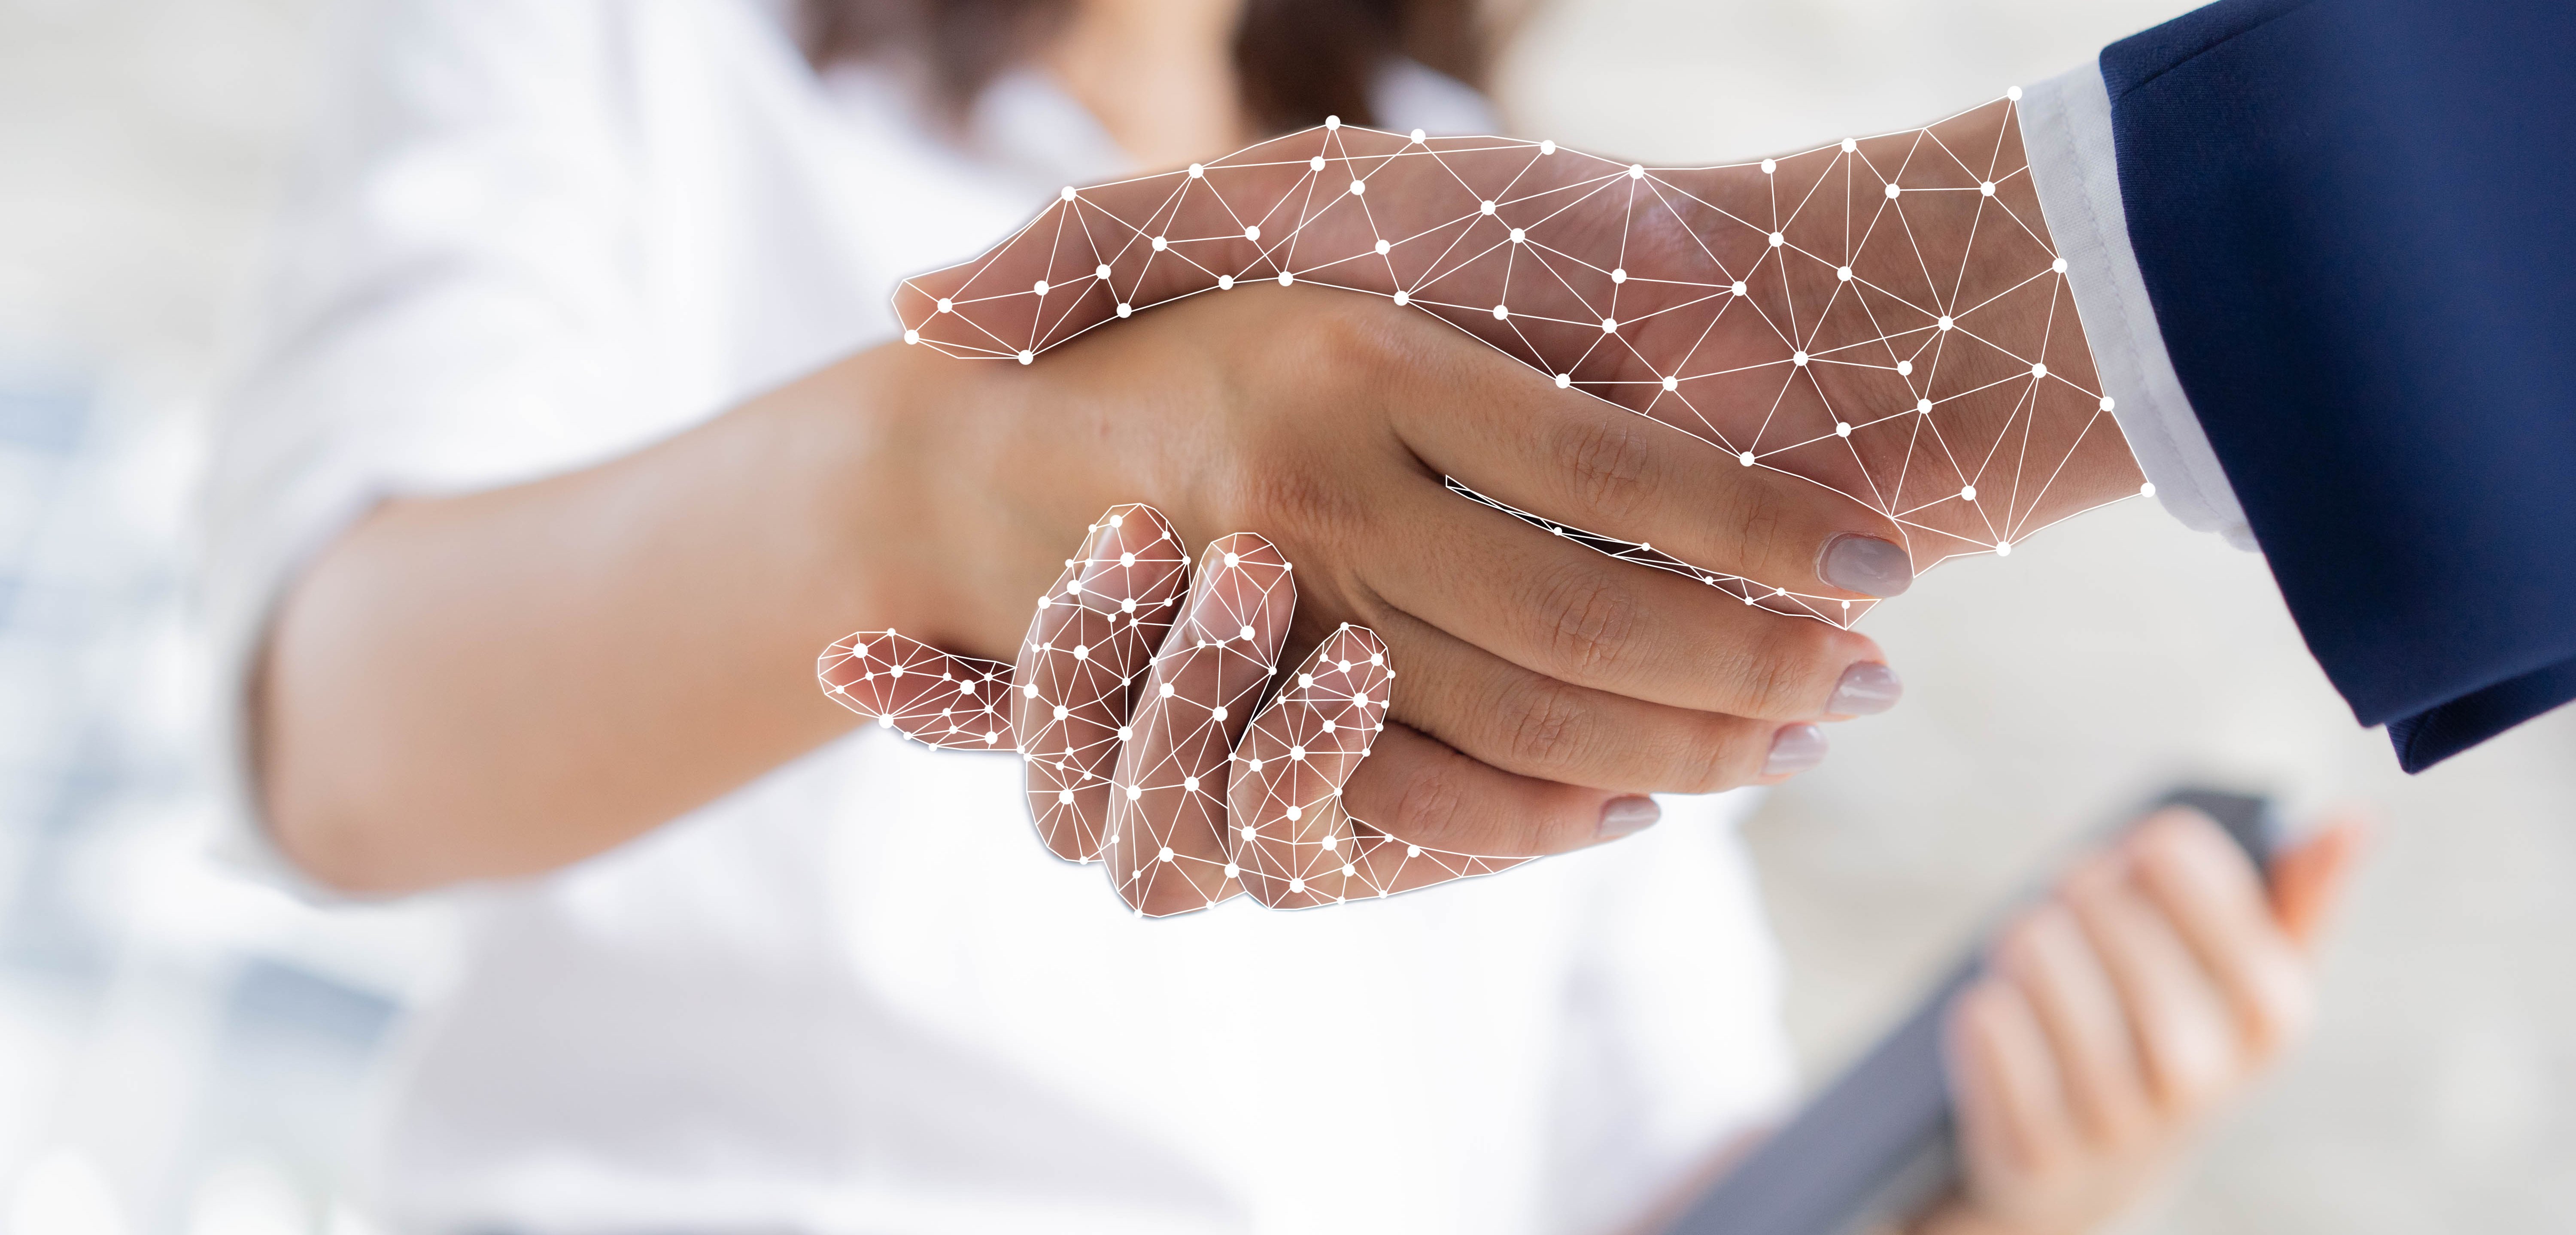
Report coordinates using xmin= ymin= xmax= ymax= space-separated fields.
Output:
xmin=1 ymin=0 xmax=2569 ymax=1230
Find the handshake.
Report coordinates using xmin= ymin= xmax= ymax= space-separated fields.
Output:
xmin=825 ymin=95 xmax=2148 ymax=916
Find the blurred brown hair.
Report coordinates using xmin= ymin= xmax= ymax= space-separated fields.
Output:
xmin=801 ymin=0 xmax=1492 ymax=136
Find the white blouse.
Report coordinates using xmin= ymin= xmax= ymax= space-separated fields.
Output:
xmin=207 ymin=2 xmax=1794 ymax=1231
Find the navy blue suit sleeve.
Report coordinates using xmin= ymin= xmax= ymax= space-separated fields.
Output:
xmin=2101 ymin=0 xmax=2576 ymax=771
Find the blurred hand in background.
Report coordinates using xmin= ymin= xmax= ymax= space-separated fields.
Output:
xmin=1923 ymin=807 xmax=2369 ymax=1235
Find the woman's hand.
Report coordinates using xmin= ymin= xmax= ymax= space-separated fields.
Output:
xmin=827 ymin=505 xmax=1575 ymax=913
xmin=1920 ymin=807 xmax=2369 ymax=1235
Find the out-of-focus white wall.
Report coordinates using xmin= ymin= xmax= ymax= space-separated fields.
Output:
xmin=1502 ymin=3 xmax=2576 ymax=1232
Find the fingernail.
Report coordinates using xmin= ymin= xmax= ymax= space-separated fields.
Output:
xmin=1597 ymin=795 xmax=1662 ymax=839
xmin=1826 ymin=661 xmax=1903 ymax=715
xmin=1817 ymin=534 xmax=1914 ymax=598
xmin=1763 ymin=724 xmax=1829 ymax=776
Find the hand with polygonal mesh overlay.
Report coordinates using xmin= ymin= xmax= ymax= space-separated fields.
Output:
xmin=828 ymin=97 xmax=2151 ymax=915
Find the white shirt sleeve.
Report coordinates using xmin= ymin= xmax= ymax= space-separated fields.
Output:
xmin=204 ymin=0 xmax=653 ymax=888
xmin=2018 ymin=61 xmax=2258 ymax=551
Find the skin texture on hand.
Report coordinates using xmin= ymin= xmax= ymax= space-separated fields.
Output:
xmin=1920 ymin=807 xmax=2369 ymax=1235
xmin=902 ymin=96 xmax=2146 ymax=613
xmin=825 ymin=505 xmax=1545 ymax=915
xmin=832 ymin=96 xmax=2148 ymax=915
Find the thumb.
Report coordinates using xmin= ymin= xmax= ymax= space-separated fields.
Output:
xmin=820 ymin=630 xmax=1017 ymax=751
xmin=2269 ymin=805 xmax=2372 ymax=951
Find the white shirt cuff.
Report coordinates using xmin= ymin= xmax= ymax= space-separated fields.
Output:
xmin=2020 ymin=61 xmax=2258 ymax=551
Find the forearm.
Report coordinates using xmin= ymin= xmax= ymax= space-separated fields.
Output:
xmin=256 ymin=342 xmax=980 ymax=892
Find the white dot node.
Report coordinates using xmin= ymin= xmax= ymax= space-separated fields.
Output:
xmin=1118 ymin=725 xmax=1132 ymax=740
xmin=1151 ymin=235 xmax=1167 ymax=251
xmin=1279 ymin=271 xmax=1295 ymax=287
xmin=1760 ymin=158 xmax=1777 ymax=175
xmin=1510 ymin=228 xmax=1526 ymax=244
xmin=1836 ymin=421 xmax=1852 ymax=437
xmin=1119 ymin=549 xmax=1134 ymax=564
xmin=936 ymin=297 xmax=953 ymax=313
xmin=1410 ymin=128 xmax=1427 ymax=143
xmin=1211 ymin=706 xmax=1228 ymax=722
xmin=1602 ymin=317 xmax=1618 ymax=333
xmin=1096 ymin=263 xmax=1113 ymax=279
xmin=1407 ymin=844 xmax=1422 ymax=857
xmin=1160 ymin=683 xmax=1176 ymax=698
xmin=903 ymin=328 xmax=919 ymax=344
xmin=1897 ymin=360 xmax=1913 ymax=376
xmin=1321 ymin=718 xmax=1337 ymax=733
xmin=1299 ymin=674 xmax=1314 ymax=688
xmin=1980 ymin=181 xmax=1996 ymax=196
xmin=1350 ymin=179 xmax=1367 ymax=196
xmin=1392 ymin=290 xmax=1410 ymax=306
xmin=1243 ymin=225 xmax=1260 ymax=241
xmin=1739 ymin=450 xmax=1756 ymax=467
xmin=1539 ymin=139 xmax=1556 ymax=155
xmin=1289 ymin=877 xmax=1306 ymax=894
xmin=1628 ymin=163 xmax=1645 ymax=179
xmin=2032 ymin=362 xmax=2048 ymax=379
xmin=1060 ymin=185 xmax=1076 ymax=201
xmin=1159 ymin=846 xmax=1175 ymax=862
xmin=1918 ymin=397 xmax=1935 ymax=414
xmin=1325 ymin=115 xmax=1340 ymax=130
xmin=1480 ymin=199 xmax=1497 ymax=215
xmin=1768 ymin=231 xmax=1784 ymax=248
xmin=1058 ymin=789 xmax=1074 ymax=804
xmin=1017 ymin=349 xmax=1034 ymax=364
xmin=1290 ymin=746 xmax=1306 ymax=761
xmin=1025 ymin=682 xmax=1041 ymax=698
xmin=1237 ymin=624 xmax=1256 ymax=641
xmin=1310 ymin=155 xmax=1326 ymax=171
xmin=1611 ymin=267 xmax=1627 ymax=284
xmin=1374 ymin=238 xmax=1391 ymax=255
xmin=1052 ymin=703 xmax=1069 ymax=720
xmin=1224 ymin=862 xmax=1240 ymax=879
xmin=1223 ymin=551 xmax=1241 ymax=567
xmin=1285 ymin=804 xmax=1302 ymax=820
xmin=1662 ymin=375 xmax=1678 ymax=391
xmin=1995 ymin=540 xmax=2014 ymax=556
xmin=1793 ymin=350 xmax=1809 ymax=367
xmin=1321 ymin=833 xmax=1338 ymax=852
xmin=2101 ymin=396 xmax=2117 ymax=412
xmin=1838 ymin=266 xmax=1853 ymax=282
xmin=2052 ymin=257 xmax=2069 ymax=274
xmin=1842 ymin=137 xmax=1859 ymax=153
xmin=1127 ymin=784 xmax=1143 ymax=801
xmin=1188 ymin=163 xmax=1204 ymax=178
xmin=1555 ymin=373 xmax=1571 ymax=388
xmin=1218 ymin=276 xmax=1234 ymax=290
xmin=1493 ymin=304 xmax=1510 ymax=320
xmin=1938 ymin=315 xmax=1954 ymax=331
xmin=1116 ymin=302 xmax=1132 ymax=318
xmin=1338 ymin=659 xmax=1352 ymax=672
xmin=1033 ymin=279 xmax=1048 ymax=295
xmin=1961 ymin=485 xmax=1978 ymax=501
xmin=1885 ymin=182 xmax=1902 ymax=199
xmin=1731 ymin=280 xmax=1747 ymax=296
xmin=2008 ymin=85 xmax=2024 ymax=100
xmin=2141 ymin=481 xmax=2157 ymax=497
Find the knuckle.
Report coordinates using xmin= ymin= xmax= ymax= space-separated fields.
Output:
xmin=1734 ymin=621 xmax=1833 ymax=718
xmin=1723 ymin=474 xmax=1789 ymax=564
xmin=1388 ymin=757 xmax=1469 ymax=842
xmin=1530 ymin=564 xmax=1640 ymax=679
xmin=1502 ymin=678 xmax=1594 ymax=773
xmin=1550 ymin=416 xmax=1662 ymax=525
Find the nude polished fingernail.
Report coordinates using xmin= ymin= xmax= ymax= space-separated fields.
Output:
xmin=1817 ymin=534 xmax=1914 ymax=598
xmin=1597 ymin=796 xmax=1662 ymax=839
xmin=1827 ymin=661 xmax=1903 ymax=715
xmin=1763 ymin=724 xmax=1829 ymax=776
